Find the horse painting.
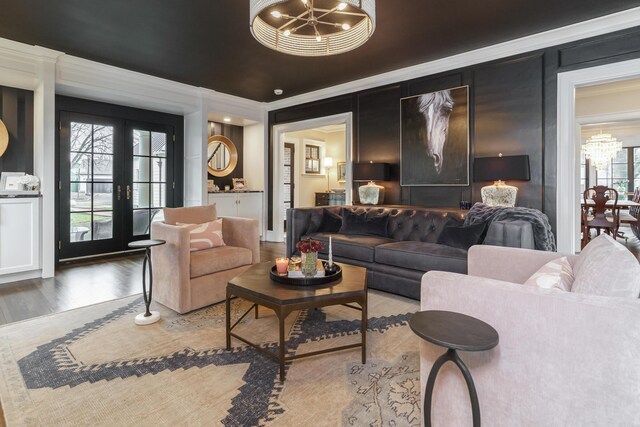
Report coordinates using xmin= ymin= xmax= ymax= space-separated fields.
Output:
xmin=417 ymin=90 xmax=454 ymax=174
xmin=400 ymin=86 xmax=469 ymax=186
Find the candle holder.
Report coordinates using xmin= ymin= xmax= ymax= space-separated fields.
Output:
xmin=275 ymin=257 xmax=289 ymax=276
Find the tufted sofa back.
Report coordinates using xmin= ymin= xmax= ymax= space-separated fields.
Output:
xmin=286 ymin=205 xmax=466 ymax=256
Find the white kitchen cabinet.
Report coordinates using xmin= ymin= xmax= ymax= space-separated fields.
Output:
xmin=0 ymin=197 xmax=41 ymax=283
xmin=207 ymin=192 xmax=264 ymax=238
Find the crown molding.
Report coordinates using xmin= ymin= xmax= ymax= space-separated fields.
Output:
xmin=267 ymin=7 xmax=640 ymax=111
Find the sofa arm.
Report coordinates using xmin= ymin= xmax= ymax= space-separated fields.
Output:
xmin=222 ymin=217 xmax=260 ymax=264
xmin=467 ymin=245 xmax=577 ymax=283
xmin=420 ymin=271 xmax=640 ymax=426
xmin=484 ymin=220 xmax=534 ymax=249
xmin=286 ymin=206 xmax=339 ymax=256
xmin=150 ymin=222 xmax=192 ymax=313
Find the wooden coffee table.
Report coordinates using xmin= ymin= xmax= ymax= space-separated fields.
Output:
xmin=226 ymin=262 xmax=367 ymax=381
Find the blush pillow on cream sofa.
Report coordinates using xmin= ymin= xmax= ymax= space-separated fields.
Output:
xmin=572 ymin=234 xmax=640 ymax=298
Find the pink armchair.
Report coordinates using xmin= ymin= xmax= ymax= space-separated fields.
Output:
xmin=151 ymin=205 xmax=260 ymax=314
xmin=420 ymin=245 xmax=640 ymax=426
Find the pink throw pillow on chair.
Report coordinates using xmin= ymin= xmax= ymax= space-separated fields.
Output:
xmin=177 ymin=219 xmax=225 ymax=252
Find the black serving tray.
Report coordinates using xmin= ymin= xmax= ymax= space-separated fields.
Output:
xmin=270 ymin=262 xmax=342 ymax=286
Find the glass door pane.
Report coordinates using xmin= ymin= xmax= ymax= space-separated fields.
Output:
xmin=59 ymin=112 xmax=124 ymax=260
xmin=130 ymin=127 xmax=171 ymax=237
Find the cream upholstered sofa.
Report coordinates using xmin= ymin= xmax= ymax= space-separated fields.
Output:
xmin=420 ymin=245 xmax=640 ymax=426
xmin=150 ymin=205 xmax=260 ymax=314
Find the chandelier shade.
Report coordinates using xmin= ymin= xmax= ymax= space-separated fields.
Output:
xmin=582 ymin=132 xmax=622 ymax=171
xmin=249 ymin=0 xmax=376 ymax=56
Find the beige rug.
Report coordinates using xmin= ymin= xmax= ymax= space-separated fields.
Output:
xmin=0 ymin=290 xmax=420 ymax=426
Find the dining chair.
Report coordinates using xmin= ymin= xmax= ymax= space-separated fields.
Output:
xmin=581 ymin=186 xmax=619 ymax=247
xmin=629 ymin=188 xmax=640 ymax=240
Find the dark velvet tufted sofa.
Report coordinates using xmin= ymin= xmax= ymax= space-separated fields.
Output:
xmin=286 ymin=205 xmax=533 ymax=300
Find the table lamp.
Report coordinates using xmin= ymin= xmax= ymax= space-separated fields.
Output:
xmin=474 ymin=154 xmax=530 ymax=207
xmin=353 ymin=162 xmax=390 ymax=205
xmin=324 ymin=156 xmax=333 ymax=193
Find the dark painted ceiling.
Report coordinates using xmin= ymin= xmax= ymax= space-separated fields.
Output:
xmin=0 ymin=0 xmax=638 ymax=102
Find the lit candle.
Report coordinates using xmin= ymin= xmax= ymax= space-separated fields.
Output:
xmin=275 ymin=257 xmax=289 ymax=275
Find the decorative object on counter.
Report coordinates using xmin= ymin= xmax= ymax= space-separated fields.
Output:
xmin=224 ymin=185 xmax=231 ymax=191
xmin=207 ymin=179 xmax=215 ymax=192
xmin=232 ymin=178 xmax=247 ymax=191
xmin=207 ymin=135 xmax=238 ymax=177
xmin=296 ymin=237 xmax=324 ymax=277
xmin=324 ymin=156 xmax=334 ymax=192
xmin=275 ymin=257 xmax=289 ymax=276
xmin=353 ymin=161 xmax=389 ymax=205
xmin=0 ymin=172 xmax=32 ymax=193
xmin=0 ymin=119 xmax=8 ymax=157
xmin=18 ymin=174 xmax=40 ymax=192
xmin=249 ymin=0 xmax=376 ymax=57
xmin=474 ymin=154 xmax=530 ymax=207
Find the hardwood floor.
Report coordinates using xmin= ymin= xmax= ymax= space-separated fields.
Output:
xmin=0 ymin=242 xmax=285 ymax=326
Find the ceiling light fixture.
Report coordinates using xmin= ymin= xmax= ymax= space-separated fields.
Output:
xmin=249 ymin=0 xmax=376 ymax=57
xmin=223 ymin=117 xmax=231 ymax=122
xmin=582 ymin=132 xmax=623 ymax=172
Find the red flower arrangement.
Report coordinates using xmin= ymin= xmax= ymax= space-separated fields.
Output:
xmin=296 ymin=238 xmax=323 ymax=254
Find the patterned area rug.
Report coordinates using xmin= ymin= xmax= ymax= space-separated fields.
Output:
xmin=0 ymin=290 xmax=420 ymax=426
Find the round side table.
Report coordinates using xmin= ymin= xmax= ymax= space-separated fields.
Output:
xmin=409 ymin=310 xmax=499 ymax=427
xmin=129 ymin=239 xmax=166 ymax=326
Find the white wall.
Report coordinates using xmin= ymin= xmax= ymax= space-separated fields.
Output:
xmin=243 ymin=123 xmax=266 ymax=191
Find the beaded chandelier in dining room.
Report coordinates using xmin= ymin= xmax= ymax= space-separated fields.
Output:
xmin=249 ymin=0 xmax=376 ymax=56
xmin=582 ymin=132 xmax=622 ymax=171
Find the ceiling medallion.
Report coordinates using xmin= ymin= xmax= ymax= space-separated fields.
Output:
xmin=583 ymin=132 xmax=622 ymax=171
xmin=249 ymin=0 xmax=376 ymax=57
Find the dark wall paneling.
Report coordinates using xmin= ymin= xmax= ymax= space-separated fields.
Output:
xmin=559 ymin=26 xmax=640 ymax=68
xmin=208 ymin=121 xmax=243 ymax=190
xmin=0 ymin=86 xmax=34 ymax=174
xmin=355 ymin=85 xmax=402 ymax=204
xmin=472 ymin=54 xmax=544 ymax=210
xmin=269 ymin=26 xmax=640 ymax=232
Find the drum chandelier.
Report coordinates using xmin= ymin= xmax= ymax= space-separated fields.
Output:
xmin=249 ymin=0 xmax=376 ymax=56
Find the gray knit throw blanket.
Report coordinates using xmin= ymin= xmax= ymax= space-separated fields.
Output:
xmin=464 ymin=203 xmax=556 ymax=251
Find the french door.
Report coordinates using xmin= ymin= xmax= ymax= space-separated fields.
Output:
xmin=283 ymin=143 xmax=295 ymax=231
xmin=58 ymin=112 xmax=175 ymax=260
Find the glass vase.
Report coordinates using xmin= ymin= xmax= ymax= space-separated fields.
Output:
xmin=301 ymin=251 xmax=318 ymax=277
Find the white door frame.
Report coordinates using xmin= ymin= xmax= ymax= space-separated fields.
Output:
xmin=557 ymin=57 xmax=640 ymax=253
xmin=269 ymin=112 xmax=353 ymax=242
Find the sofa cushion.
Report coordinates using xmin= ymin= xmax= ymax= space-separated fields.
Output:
xmin=375 ymin=241 xmax=467 ymax=273
xmin=310 ymin=232 xmax=395 ymax=263
xmin=164 ymin=205 xmax=217 ymax=225
xmin=190 ymin=246 xmax=252 ymax=278
xmin=339 ymin=208 xmax=389 ymax=237
xmin=319 ymin=209 xmax=342 ymax=233
xmin=572 ymin=234 xmax=640 ymax=298
xmin=523 ymin=256 xmax=573 ymax=292
xmin=436 ymin=219 xmax=488 ymax=250
xmin=177 ymin=219 xmax=225 ymax=252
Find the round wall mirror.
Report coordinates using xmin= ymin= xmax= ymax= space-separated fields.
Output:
xmin=207 ymin=135 xmax=238 ymax=177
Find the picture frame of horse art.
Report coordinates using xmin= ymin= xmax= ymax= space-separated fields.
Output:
xmin=400 ymin=85 xmax=469 ymax=186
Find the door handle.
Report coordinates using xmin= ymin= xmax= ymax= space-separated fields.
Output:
xmin=116 ymin=185 xmax=122 ymax=201
xmin=126 ymin=185 xmax=131 ymax=200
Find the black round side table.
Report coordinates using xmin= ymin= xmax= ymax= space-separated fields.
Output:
xmin=128 ymin=239 xmax=166 ymax=326
xmin=409 ymin=310 xmax=499 ymax=427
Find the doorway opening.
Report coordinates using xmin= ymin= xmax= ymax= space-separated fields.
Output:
xmin=557 ymin=58 xmax=640 ymax=253
xmin=272 ymin=113 xmax=353 ymax=242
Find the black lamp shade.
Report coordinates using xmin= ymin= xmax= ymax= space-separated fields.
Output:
xmin=353 ymin=162 xmax=390 ymax=182
xmin=474 ymin=155 xmax=530 ymax=182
